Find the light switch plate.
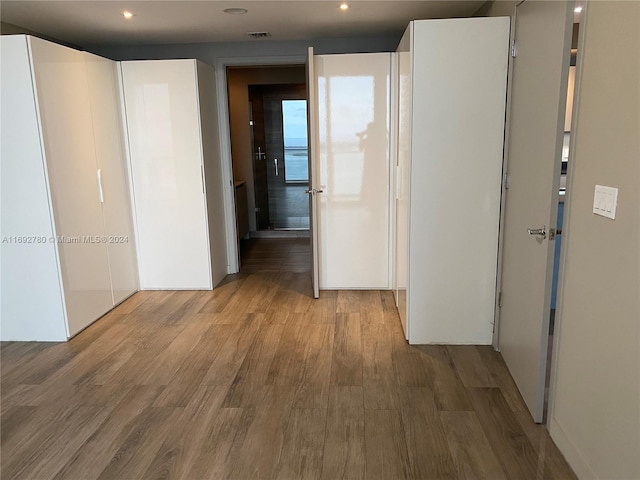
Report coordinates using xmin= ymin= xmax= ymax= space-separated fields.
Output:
xmin=593 ymin=185 xmax=618 ymax=219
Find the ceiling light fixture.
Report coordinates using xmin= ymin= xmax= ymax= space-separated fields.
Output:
xmin=122 ymin=10 xmax=134 ymax=19
xmin=224 ymin=7 xmax=248 ymax=15
xmin=574 ymin=6 xmax=583 ymax=13
xmin=339 ymin=3 xmax=349 ymax=11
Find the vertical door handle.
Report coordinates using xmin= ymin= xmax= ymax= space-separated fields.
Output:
xmin=274 ymin=158 xmax=279 ymax=176
xmin=97 ymin=169 xmax=104 ymax=203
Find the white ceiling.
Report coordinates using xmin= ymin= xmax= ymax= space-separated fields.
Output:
xmin=0 ymin=1 xmax=486 ymax=47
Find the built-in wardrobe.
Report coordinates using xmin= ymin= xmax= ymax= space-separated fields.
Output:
xmin=120 ymin=60 xmax=228 ymax=290
xmin=1 ymin=35 xmax=137 ymax=341
xmin=393 ymin=18 xmax=510 ymax=344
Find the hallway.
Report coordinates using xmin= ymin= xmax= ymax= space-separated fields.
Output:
xmin=1 ymin=239 xmax=576 ymax=479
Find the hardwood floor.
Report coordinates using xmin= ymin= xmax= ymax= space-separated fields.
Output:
xmin=1 ymin=239 xmax=576 ymax=479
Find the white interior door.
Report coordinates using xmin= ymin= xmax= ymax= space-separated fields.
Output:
xmin=498 ymin=0 xmax=573 ymax=422
xmin=315 ymin=53 xmax=391 ymax=289
xmin=306 ymin=47 xmax=320 ymax=298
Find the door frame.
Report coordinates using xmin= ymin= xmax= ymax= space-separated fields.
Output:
xmin=214 ymin=55 xmax=306 ymax=273
xmin=492 ymin=0 xmax=575 ymax=422
xmin=547 ymin=2 xmax=588 ymax=426
xmin=491 ymin=6 xmax=519 ymax=349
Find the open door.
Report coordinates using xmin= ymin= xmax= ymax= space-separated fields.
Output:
xmin=497 ymin=0 xmax=573 ymax=422
xmin=306 ymin=47 xmax=320 ymax=298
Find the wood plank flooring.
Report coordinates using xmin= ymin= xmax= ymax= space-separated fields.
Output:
xmin=1 ymin=239 xmax=577 ymax=479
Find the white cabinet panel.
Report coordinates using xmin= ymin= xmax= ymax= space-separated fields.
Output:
xmin=395 ymin=18 xmax=510 ymax=344
xmin=29 ymin=37 xmax=113 ymax=336
xmin=84 ymin=53 xmax=138 ymax=304
xmin=122 ymin=60 xmax=213 ymax=290
xmin=315 ymin=53 xmax=391 ymax=289
xmin=0 ymin=36 xmax=67 ymax=341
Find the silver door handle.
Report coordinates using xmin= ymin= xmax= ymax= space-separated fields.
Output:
xmin=274 ymin=158 xmax=278 ymax=176
xmin=304 ymin=188 xmax=324 ymax=195
xmin=527 ymin=225 xmax=546 ymax=239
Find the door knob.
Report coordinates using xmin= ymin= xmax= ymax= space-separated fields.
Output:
xmin=527 ymin=225 xmax=546 ymax=239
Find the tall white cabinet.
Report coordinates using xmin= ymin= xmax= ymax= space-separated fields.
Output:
xmin=394 ymin=18 xmax=511 ymax=344
xmin=314 ymin=53 xmax=392 ymax=289
xmin=1 ymin=35 xmax=138 ymax=341
xmin=120 ymin=60 xmax=228 ymax=290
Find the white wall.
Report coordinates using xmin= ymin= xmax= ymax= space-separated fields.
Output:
xmin=549 ymin=2 xmax=640 ymax=479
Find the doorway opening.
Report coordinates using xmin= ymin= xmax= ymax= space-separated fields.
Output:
xmin=226 ymin=65 xmax=310 ymax=269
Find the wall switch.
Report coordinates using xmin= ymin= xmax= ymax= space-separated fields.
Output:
xmin=593 ymin=185 xmax=618 ymax=219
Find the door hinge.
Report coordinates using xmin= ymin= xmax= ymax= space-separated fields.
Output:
xmin=503 ymin=173 xmax=511 ymax=189
xmin=511 ymin=41 xmax=518 ymax=58
xmin=498 ymin=292 xmax=503 ymax=308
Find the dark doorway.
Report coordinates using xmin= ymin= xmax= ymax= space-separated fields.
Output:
xmin=226 ymin=65 xmax=309 ymax=241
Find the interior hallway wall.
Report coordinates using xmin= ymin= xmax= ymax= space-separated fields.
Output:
xmin=549 ymin=2 xmax=640 ymax=479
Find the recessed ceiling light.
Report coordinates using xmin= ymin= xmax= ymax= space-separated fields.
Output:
xmin=122 ymin=10 xmax=134 ymax=19
xmin=224 ymin=7 xmax=248 ymax=15
xmin=574 ymin=6 xmax=583 ymax=13
xmin=339 ymin=3 xmax=349 ymax=11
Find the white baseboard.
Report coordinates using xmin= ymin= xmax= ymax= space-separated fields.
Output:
xmin=549 ymin=417 xmax=596 ymax=480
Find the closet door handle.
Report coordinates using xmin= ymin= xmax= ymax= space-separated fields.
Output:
xmin=274 ymin=158 xmax=279 ymax=177
xmin=97 ymin=169 xmax=104 ymax=204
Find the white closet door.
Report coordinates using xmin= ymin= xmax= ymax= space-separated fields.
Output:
xmin=84 ymin=52 xmax=138 ymax=304
xmin=121 ymin=60 xmax=212 ymax=290
xmin=316 ymin=53 xmax=391 ymax=289
xmin=196 ymin=61 xmax=227 ymax=287
xmin=29 ymin=37 xmax=113 ymax=336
